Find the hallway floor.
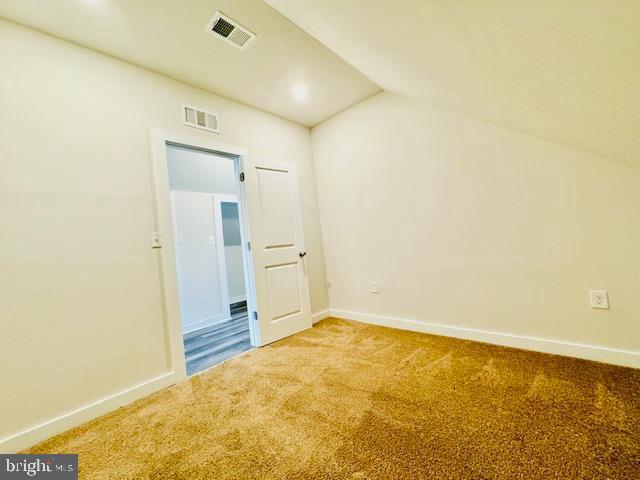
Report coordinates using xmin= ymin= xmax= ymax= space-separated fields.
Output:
xmin=183 ymin=301 xmax=252 ymax=376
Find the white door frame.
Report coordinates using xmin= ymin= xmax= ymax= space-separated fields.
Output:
xmin=149 ymin=129 xmax=257 ymax=381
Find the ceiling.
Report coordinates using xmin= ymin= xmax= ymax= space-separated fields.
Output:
xmin=267 ymin=0 xmax=640 ymax=168
xmin=0 ymin=0 xmax=380 ymax=127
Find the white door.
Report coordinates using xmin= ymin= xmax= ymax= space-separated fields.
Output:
xmin=243 ymin=158 xmax=312 ymax=345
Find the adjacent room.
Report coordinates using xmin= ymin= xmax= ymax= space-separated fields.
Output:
xmin=1 ymin=1 xmax=638 ymax=478
xmin=167 ymin=143 xmax=252 ymax=375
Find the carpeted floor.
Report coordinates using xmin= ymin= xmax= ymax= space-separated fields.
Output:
xmin=26 ymin=318 xmax=640 ymax=479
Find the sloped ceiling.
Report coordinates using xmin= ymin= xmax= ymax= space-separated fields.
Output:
xmin=267 ymin=0 xmax=640 ymax=167
xmin=0 ymin=0 xmax=380 ymax=127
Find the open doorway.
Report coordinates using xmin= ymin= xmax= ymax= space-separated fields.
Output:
xmin=151 ymin=129 xmax=313 ymax=383
xmin=166 ymin=143 xmax=252 ymax=375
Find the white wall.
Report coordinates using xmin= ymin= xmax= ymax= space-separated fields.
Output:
xmin=167 ymin=145 xmax=238 ymax=333
xmin=312 ymin=92 xmax=640 ymax=364
xmin=171 ymin=191 xmax=226 ymax=333
xmin=0 ymin=19 xmax=328 ymax=450
xmin=167 ymin=144 xmax=237 ymax=195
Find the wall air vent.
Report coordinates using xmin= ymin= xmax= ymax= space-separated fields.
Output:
xmin=182 ymin=104 xmax=219 ymax=134
xmin=207 ymin=12 xmax=256 ymax=50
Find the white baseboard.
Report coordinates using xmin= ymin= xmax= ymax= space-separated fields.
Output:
xmin=229 ymin=295 xmax=246 ymax=304
xmin=4 ymin=310 xmax=634 ymax=454
xmin=182 ymin=313 xmax=227 ymax=335
xmin=330 ymin=309 xmax=639 ymax=369
xmin=311 ymin=309 xmax=330 ymax=324
xmin=0 ymin=371 xmax=179 ymax=453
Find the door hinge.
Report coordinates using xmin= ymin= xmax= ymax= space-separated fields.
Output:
xmin=239 ymin=172 xmax=245 ymax=182
xmin=247 ymin=241 xmax=251 ymax=251
xmin=252 ymin=311 xmax=258 ymax=321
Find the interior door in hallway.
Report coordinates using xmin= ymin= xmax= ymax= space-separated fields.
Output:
xmin=242 ymin=158 xmax=312 ymax=345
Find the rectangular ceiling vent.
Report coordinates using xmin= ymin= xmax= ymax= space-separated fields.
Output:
xmin=182 ymin=104 xmax=219 ymax=134
xmin=207 ymin=12 xmax=256 ymax=50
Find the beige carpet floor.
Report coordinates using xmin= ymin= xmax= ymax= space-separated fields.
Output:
xmin=26 ymin=318 xmax=640 ymax=479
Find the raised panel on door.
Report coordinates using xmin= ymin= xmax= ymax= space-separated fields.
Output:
xmin=256 ymin=167 xmax=295 ymax=249
xmin=266 ymin=262 xmax=302 ymax=322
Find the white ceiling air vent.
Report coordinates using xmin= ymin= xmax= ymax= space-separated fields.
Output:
xmin=182 ymin=104 xmax=219 ymax=134
xmin=206 ymin=12 xmax=256 ymax=50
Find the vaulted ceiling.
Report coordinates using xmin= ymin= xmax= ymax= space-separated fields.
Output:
xmin=3 ymin=0 xmax=639 ymax=167
xmin=267 ymin=0 xmax=640 ymax=167
xmin=0 ymin=0 xmax=380 ymax=127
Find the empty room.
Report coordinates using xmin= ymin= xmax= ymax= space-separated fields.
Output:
xmin=0 ymin=1 xmax=638 ymax=479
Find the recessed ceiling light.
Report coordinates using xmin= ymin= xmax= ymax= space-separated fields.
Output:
xmin=291 ymin=82 xmax=310 ymax=103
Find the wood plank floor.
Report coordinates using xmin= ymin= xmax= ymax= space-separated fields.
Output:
xmin=183 ymin=302 xmax=252 ymax=376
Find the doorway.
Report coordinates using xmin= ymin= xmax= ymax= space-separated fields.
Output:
xmin=166 ymin=143 xmax=253 ymax=375
xmin=151 ymin=129 xmax=313 ymax=383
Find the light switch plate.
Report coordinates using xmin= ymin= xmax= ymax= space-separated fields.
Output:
xmin=590 ymin=290 xmax=608 ymax=309
xmin=370 ymin=281 xmax=379 ymax=294
xmin=151 ymin=232 xmax=162 ymax=249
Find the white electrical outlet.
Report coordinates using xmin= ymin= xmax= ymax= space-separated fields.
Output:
xmin=370 ymin=281 xmax=379 ymax=294
xmin=590 ymin=290 xmax=608 ymax=309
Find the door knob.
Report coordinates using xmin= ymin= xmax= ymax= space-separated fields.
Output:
xmin=299 ymin=251 xmax=307 ymax=258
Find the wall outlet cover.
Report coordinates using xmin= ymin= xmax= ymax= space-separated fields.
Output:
xmin=590 ymin=290 xmax=608 ymax=309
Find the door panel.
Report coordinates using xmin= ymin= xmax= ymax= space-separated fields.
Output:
xmin=243 ymin=159 xmax=311 ymax=345
xmin=266 ymin=262 xmax=302 ymax=321
xmin=256 ymin=167 xmax=295 ymax=249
